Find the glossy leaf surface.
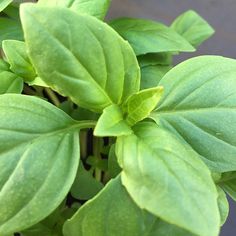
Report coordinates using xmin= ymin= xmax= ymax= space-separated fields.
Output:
xmin=94 ymin=104 xmax=132 ymax=137
xmin=0 ymin=94 xmax=86 ymax=234
xmin=38 ymin=0 xmax=111 ymax=20
xmin=140 ymin=65 xmax=171 ymax=90
xmin=110 ymin=18 xmax=195 ymax=55
xmin=0 ymin=70 xmax=23 ymax=94
xmin=20 ymin=4 xmax=140 ymax=112
xmin=0 ymin=17 xmax=23 ymax=45
xmin=0 ymin=0 xmax=12 ymax=12
xmin=63 ymin=176 xmax=192 ymax=236
xmin=151 ymin=56 xmax=236 ymax=172
xmin=171 ymin=10 xmax=214 ymax=48
xmin=70 ymin=162 xmax=103 ymax=200
xmin=122 ymin=86 xmax=164 ymax=126
xmin=116 ymin=122 xmax=220 ymax=236
xmin=3 ymin=40 xmax=36 ymax=81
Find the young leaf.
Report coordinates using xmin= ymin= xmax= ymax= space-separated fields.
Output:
xmin=116 ymin=122 xmax=220 ymax=236
xmin=0 ymin=0 xmax=13 ymax=12
xmin=63 ymin=176 xmax=192 ymax=236
xmin=0 ymin=17 xmax=23 ymax=45
xmin=27 ymin=76 xmax=49 ymax=87
xmin=37 ymin=0 xmax=111 ymax=20
xmin=3 ymin=40 xmax=36 ymax=81
xmin=122 ymin=86 xmax=164 ymax=126
xmin=140 ymin=65 xmax=171 ymax=90
xmin=110 ymin=18 xmax=195 ymax=55
xmin=0 ymin=71 xmax=23 ymax=94
xmin=217 ymin=186 xmax=229 ymax=226
xmin=171 ymin=10 xmax=214 ymax=48
xmin=94 ymin=104 xmax=132 ymax=137
xmin=151 ymin=56 xmax=236 ymax=172
xmin=0 ymin=94 xmax=94 ymax=235
xmin=20 ymin=4 xmax=140 ymax=113
xmin=70 ymin=162 xmax=104 ymax=200
xmin=219 ymin=171 xmax=236 ymax=201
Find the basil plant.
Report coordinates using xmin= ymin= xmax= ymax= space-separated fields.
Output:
xmin=0 ymin=1 xmax=235 ymax=236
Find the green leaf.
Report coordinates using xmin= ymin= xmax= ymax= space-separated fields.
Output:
xmin=21 ymin=223 xmax=55 ymax=236
xmin=38 ymin=0 xmax=111 ymax=20
xmin=116 ymin=122 xmax=220 ymax=236
xmin=108 ymin=144 xmax=121 ymax=178
xmin=94 ymin=104 xmax=132 ymax=137
xmin=110 ymin=18 xmax=195 ymax=55
xmin=150 ymin=56 xmax=236 ymax=172
xmin=70 ymin=162 xmax=104 ymax=200
xmin=0 ymin=94 xmax=95 ymax=235
xmin=0 ymin=70 xmax=23 ymax=94
xmin=3 ymin=40 xmax=36 ymax=81
xmin=3 ymin=4 xmax=19 ymax=20
xmin=217 ymin=186 xmax=229 ymax=225
xmin=171 ymin=10 xmax=214 ymax=48
xmin=27 ymin=76 xmax=49 ymax=87
xmin=140 ymin=65 xmax=171 ymax=90
xmin=0 ymin=60 xmax=22 ymax=94
xmin=0 ymin=0 xmax=13 ymax=12
xmin=20 ymin=4 xmax=140 ymax=113
xmin=63 ymin=176 xmax=192 ymax=236
xmin=71 ymin=106 xmax=99 ymax=121
xmin=0 ymin=17 xmax=23 ymax=45
xmin=122 ymin=86 xmax=164 ymax=126
xmin=219 ymin=171 xmax=236 ymax=201
xmin=0 ymin=58 xmax=10 ymax=71
xmin=21 ymin=202 xmax=79 ymax=236
xmin=138 ymin=53 xmax=173 ymax=67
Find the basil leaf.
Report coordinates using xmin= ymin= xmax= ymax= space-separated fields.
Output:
xmin=63 ymin=176 xmax=192 ymax=236
xmin=0 ymin=17 xmax=23 ymax=45
xmin=3 ymin=40 xmax=36 ymax=81
xmin=0 ymin=70 xmax=23 ymax=94
xmin=0 ymin=59 xmax=10 ymax=70
xmin=151 ymin=56 xmax=236 ymax=172
xmin=116 ymin=122 xmax=220 ymax=236
xmin=3 ymin=4 xmax=19 ymax=20
xmin=20 ymin=4 xmax=140 ymax=113
xmin=122 ymin=86 xmax=164 ymax=126
xmin=171 ymin=10 xmax=214 ymax=48
xmin=27 ymin=76 xmax=49 ymax=87
xmin=0 ymin=94 xmax=94 ymax=235
xmin=94 ymin=104 xmax=132 ymax=137
xmin=108 ymin=144 xmax=121 ymax=178
xmin=140 ymin=65 xmax=171 ymax=90
xmin=70 ymin=162 xmax=104 ymax=200
xmin=138 ymin=53 xmax=173 ymax=67
xmin=0 ymin=0 xmax=13 ymax=12
xmin=110 ymin=18 xmax=195 ymax=55
xmin=217 ymin=186 xmax=229 ymax=226
xmin=38 ymin=0 xmax=111 ymax=20
xmin=219 ymin=171 xmax=236 ymax=201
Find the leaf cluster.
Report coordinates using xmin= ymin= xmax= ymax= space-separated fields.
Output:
xmin=0 ymin=1 xmax=234 ymax=236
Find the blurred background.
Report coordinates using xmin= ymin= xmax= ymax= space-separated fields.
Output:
xmin=107 ymin=1 xmax=236 ymax=235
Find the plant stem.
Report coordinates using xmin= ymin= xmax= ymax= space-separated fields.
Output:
xmin=44 ymin=88 xmax=60 ymax=106
xmin=80 ymin=130 xmax=87 ymax=159
xmin=93 ymin=137 xmax=102 ymax=182
xmin=23 ymin=85 xmax=37 ymax=96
